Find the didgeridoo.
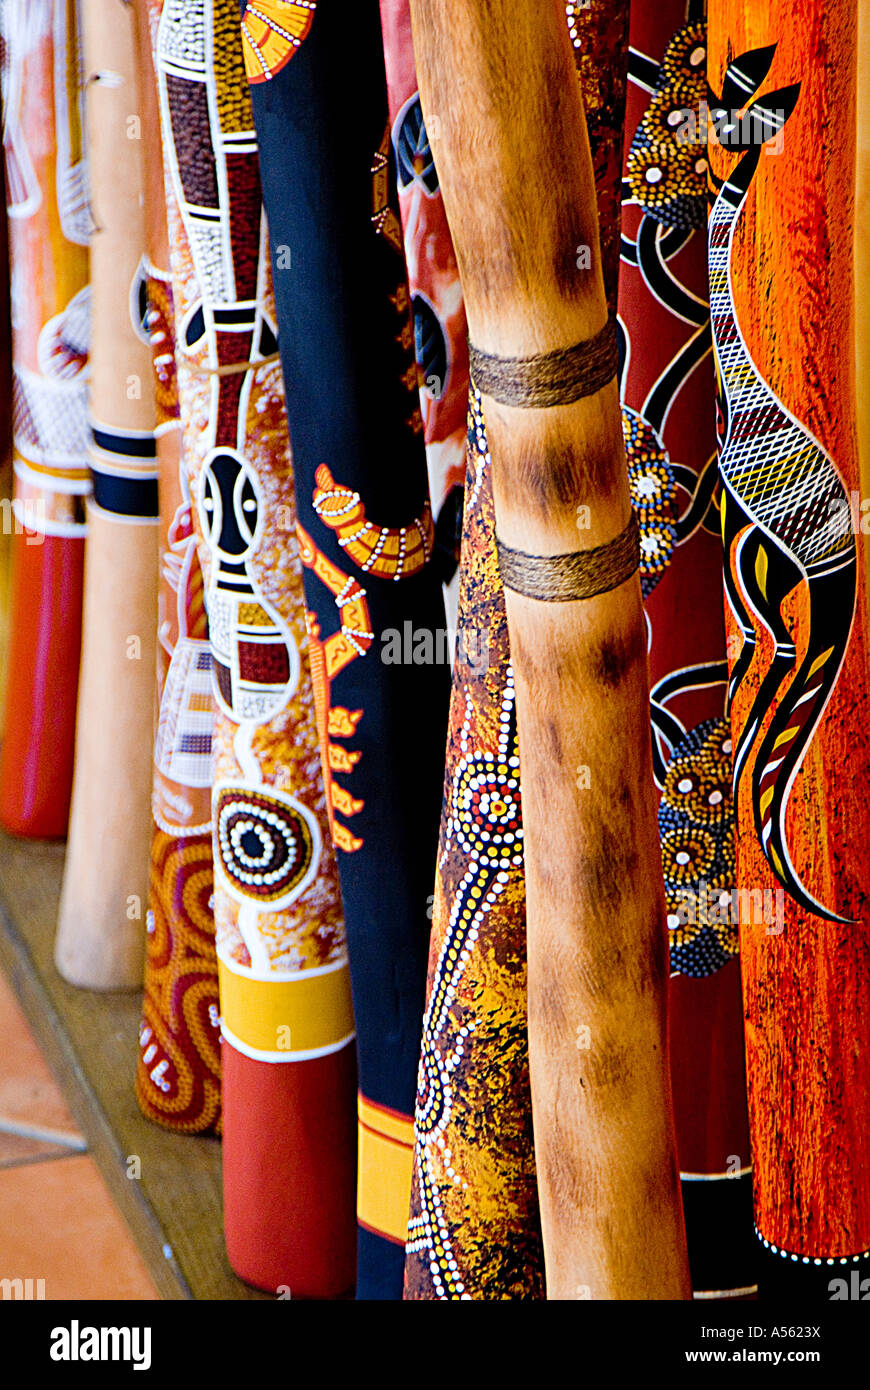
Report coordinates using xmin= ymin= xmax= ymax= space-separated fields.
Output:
xmin=152 ymin=0 xmax=356 ymax=1296
xmin=0 ymin=0 xmax=89 ymax=838
xmin=378 ymin=0 xmax=469 ymax=625
xmin=245 ymin=0 xmax=449 ymax=1298
xmin=708 ymin=3 xmax=870 ymax=1294
xmin=409 ymin=0 xmax=691 ymax=1298
xmin=405 ymin=0 xmax=629 ymax=1301
xmin=55 ymin=0 xmax=159 ymax=991
xmin=132 ymin=0 xmax=220 ymax=1132
xmin=618 ymin=0 xmax=754 ymax=1298
xmin=859 ymin=0 xmax=870 ymax=573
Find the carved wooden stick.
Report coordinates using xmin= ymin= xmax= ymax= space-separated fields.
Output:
xmin=150 ymin=0 xmax=356 ymax=1296
xmin=409 ymin=0 xmax=690 ymax=1298
xmin=245 ymin=0 xmax=449 ymax=1298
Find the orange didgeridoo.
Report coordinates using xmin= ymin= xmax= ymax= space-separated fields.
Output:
xmin=709 ymin=1 xmax=870 ymax=1292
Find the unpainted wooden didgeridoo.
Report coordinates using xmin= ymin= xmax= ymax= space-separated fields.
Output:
xmin=55 ymin=0 xmax=159 ymax=990
xmin=408 ymin=0 xmax=691 ymax=1298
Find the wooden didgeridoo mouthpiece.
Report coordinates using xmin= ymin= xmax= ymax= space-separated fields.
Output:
xmin=409 ymin=0 xmax=691 ymax=1298
xmin=55 ymin=0 xmax=159 ymax=990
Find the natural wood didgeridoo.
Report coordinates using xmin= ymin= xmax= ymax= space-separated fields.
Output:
xmin=55 ymin=0 xmax=159 ymax=989
xmin=408 ymin=0 xmax=691 ymax=1299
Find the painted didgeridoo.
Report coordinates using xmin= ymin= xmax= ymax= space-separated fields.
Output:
xmin=858 ymin=0 xmax=870 ymax=588
xmin=405 ymin=0 xmax=629 ymax=1300
xmin=152 ymin=0 xmax=356 ymax=1296
xmin=409 ymin=0 xmax=691 ymax=1298
xmin=708 ymin=6 xmax=870 ymax=1294
xmin=54 ymin=0 xmax=159 ymax=991
xmin=132 ymin=0 xmax=220 ymax=1132
xmin=244 ymin=0 xmax=449 ymax=1297
xmin=0 ymin=0 xmax=89 ymax=838
xmin=618 ymin=0 xmax=754 ymax=1298
xmin=378 ymin=0 xmax=468 ymax=626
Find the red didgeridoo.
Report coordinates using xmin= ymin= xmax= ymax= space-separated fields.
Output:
xmin=221 ymin=1043 xmax=357 ymax=1296
xmin=0 ymin=2 xmax=89 ymax=837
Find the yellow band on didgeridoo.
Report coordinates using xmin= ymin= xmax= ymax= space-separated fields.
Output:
xmin=357 ymin=1093 xmax=415 ymax=1245
xmin=218 ymin=957 xmax=355 ymax=1063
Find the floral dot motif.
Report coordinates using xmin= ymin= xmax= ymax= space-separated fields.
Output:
xmin=661 ymin=825 xmax=717 ymax=884
xmin=659 ymin=718 xmax=738 ymax=977
xmin=626 ymin=21 xmax=707 ymax=231
xmin=623 ymin=407 xmax=678 ymax=597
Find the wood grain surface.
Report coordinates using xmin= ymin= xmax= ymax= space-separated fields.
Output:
xmin=55 ymin=0 xmax=159 ymax=989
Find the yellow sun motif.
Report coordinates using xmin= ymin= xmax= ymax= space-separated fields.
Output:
xmin=241 ymin=1 xmax=317 ymax=84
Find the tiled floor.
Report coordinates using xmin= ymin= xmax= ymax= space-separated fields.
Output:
xmin=0 ymin=474 xmax=157 ymax=1301
xmin=0 ymin=965 xmax=159 ymax=1301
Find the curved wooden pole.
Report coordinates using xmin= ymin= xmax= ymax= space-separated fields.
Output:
xmin=409 ymin=0 xmax=690 ymax=1298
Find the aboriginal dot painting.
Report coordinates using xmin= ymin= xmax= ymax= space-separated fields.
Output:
xmin=148 ymin=0 xmax=355 ymax=1298
xmin=246 ymin=0 xmax=450 ymax=1298
xmin=135 ymin=249 xmax=221 ymax=1132
xmin=405 ymin=0 xmax=628 ymax=1299
xmin=3 ymin=0 xmax=868 ymax=1312
xmin=134 ymin=0 xmax=219 ymax=1138
xmin=618 ymin=0 xmax=754 ymax=1299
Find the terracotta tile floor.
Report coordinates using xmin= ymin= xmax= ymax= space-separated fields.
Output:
xmin=0 ymin=966 xmax=159 ymax=1301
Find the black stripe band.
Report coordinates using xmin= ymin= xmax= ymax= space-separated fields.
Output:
xmin=91 ymin=426 xmax=157 ymax=460
xmin=680 ymin=1170 xmax=757 ymax=1297
xmin=213 ymin=308 xmax=258 ymax=328
xmin=90 ymin=469 xmax=159 ymax=519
